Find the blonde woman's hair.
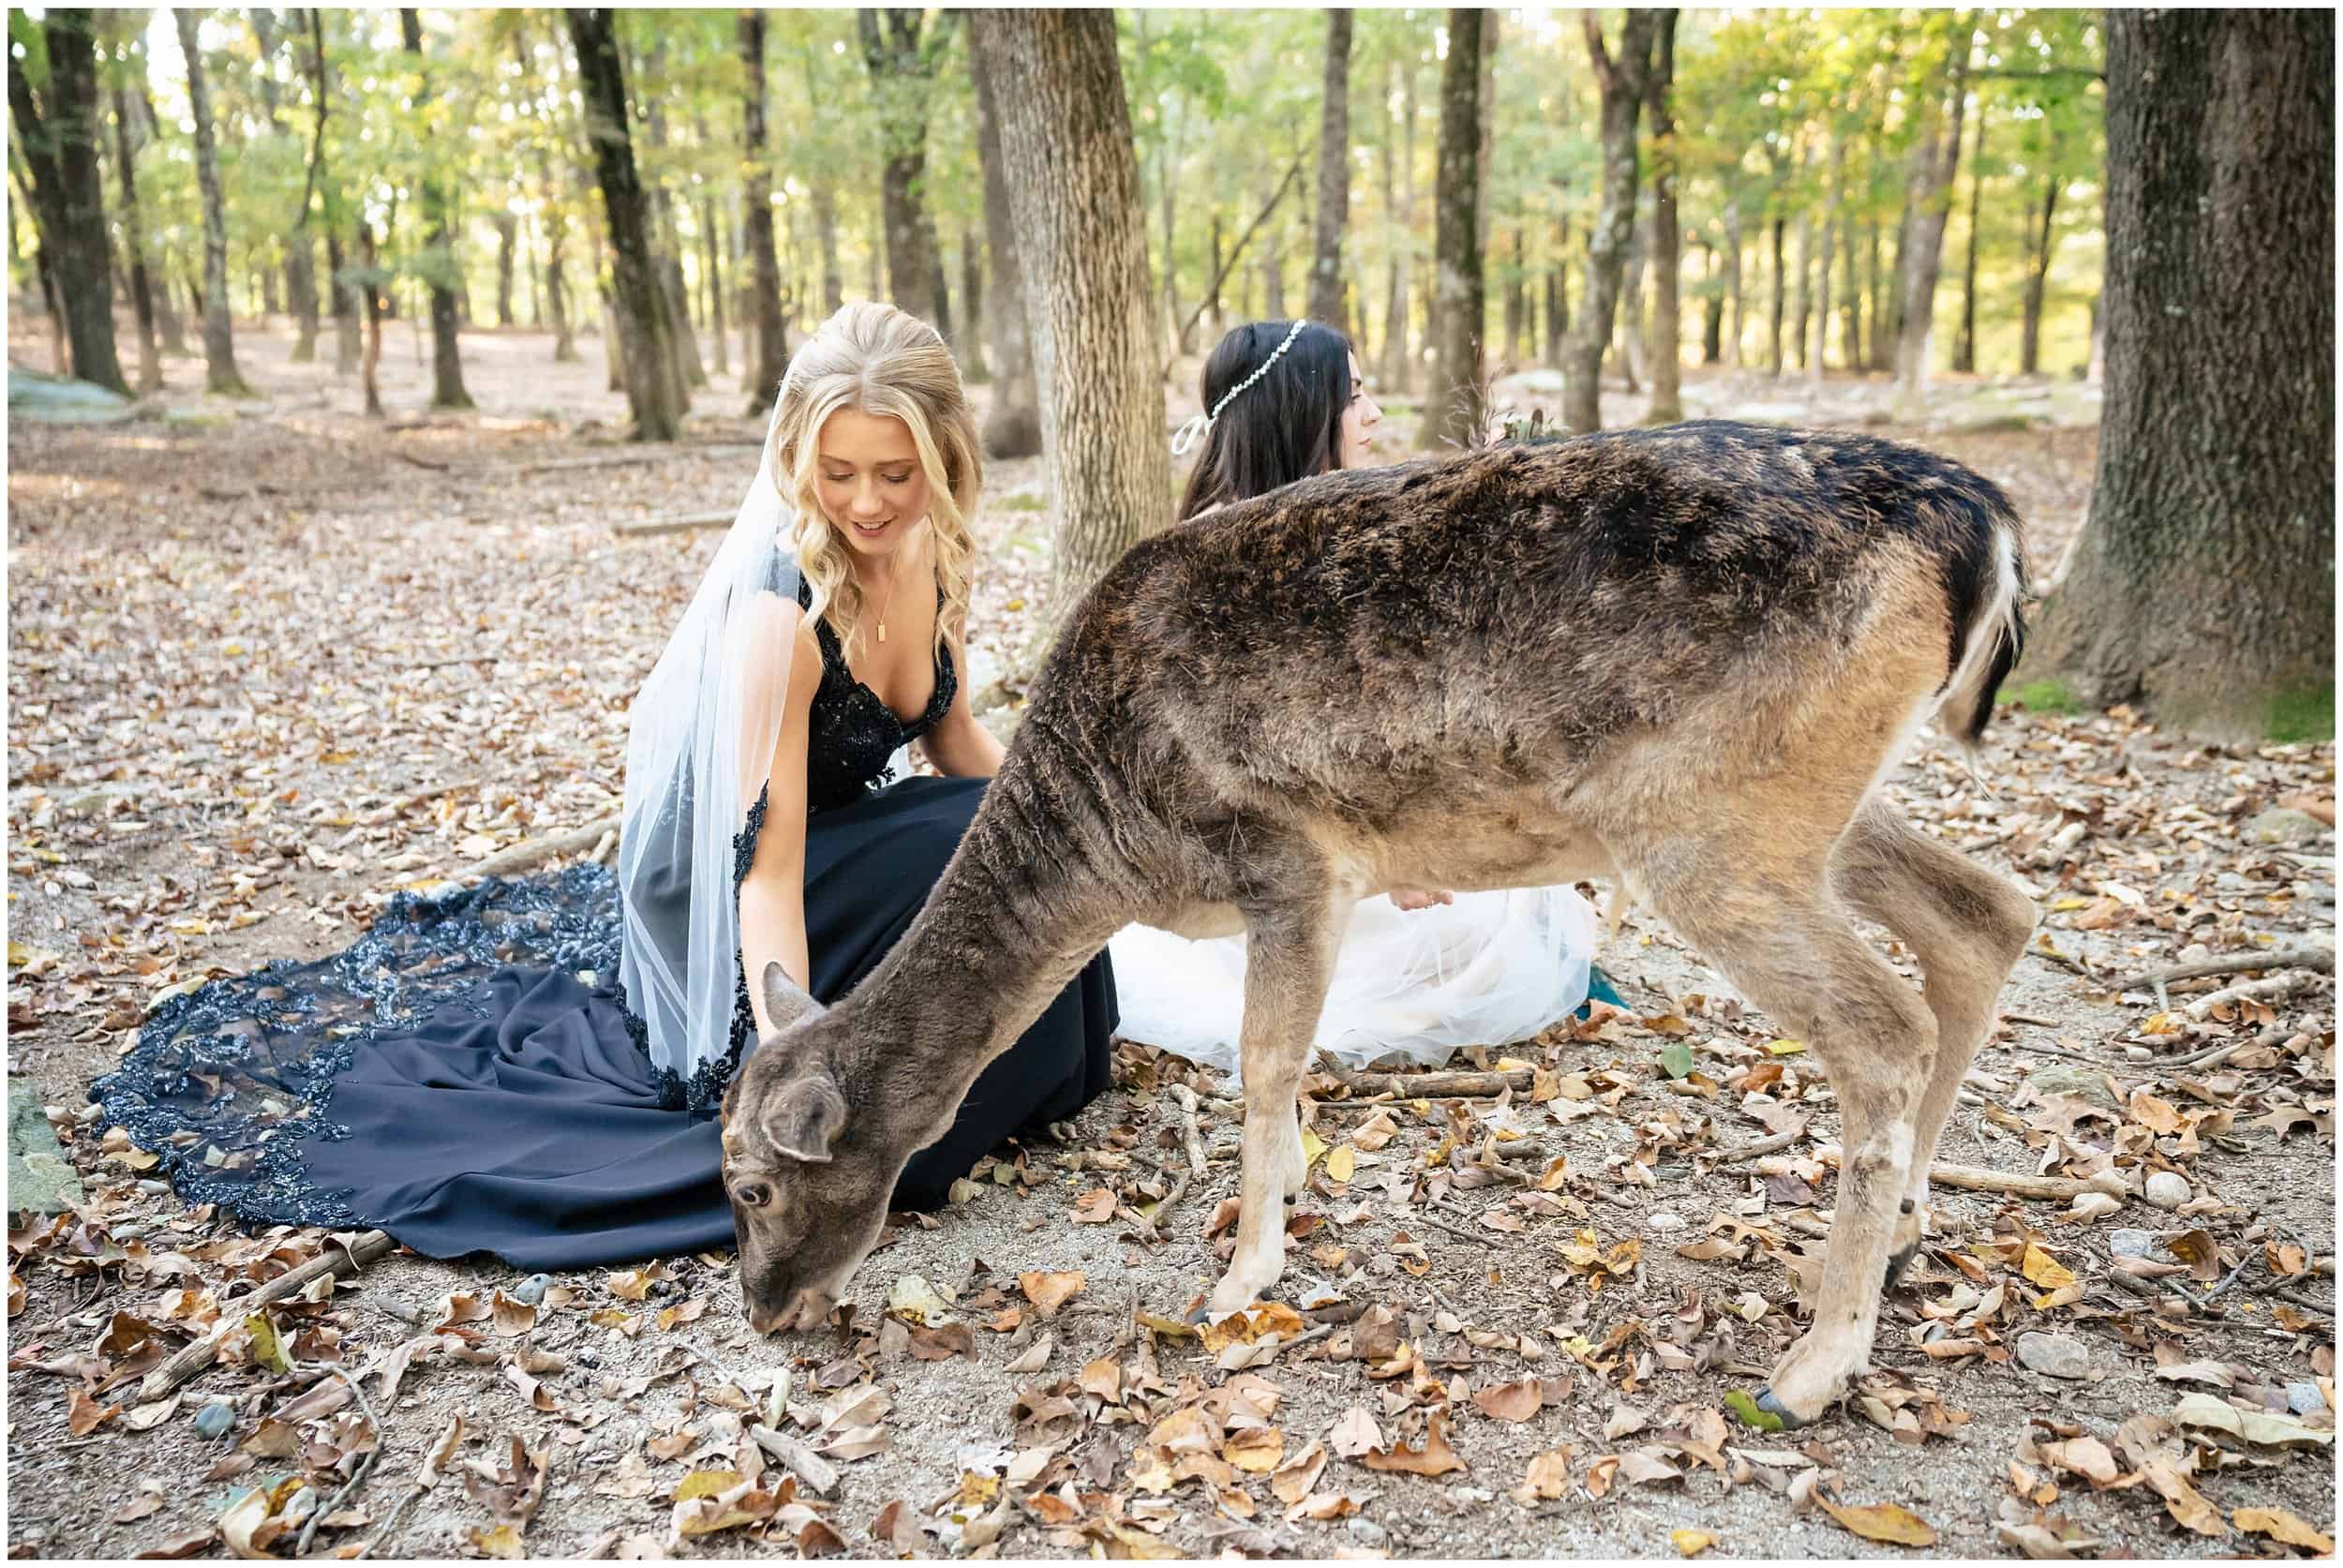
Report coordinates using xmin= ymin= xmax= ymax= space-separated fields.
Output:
xmin=764 ymin=301 xmax=981 ymax=662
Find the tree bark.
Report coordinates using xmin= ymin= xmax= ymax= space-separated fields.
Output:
xmin=17 ymin=10 xmax=128 ymax=393
xmin=400 ymin=8 xmax=472 ymax=409
xmin=1697 ymin=242 xmax=1722 ymax=364
xmin=1559 ymin=8 xmax=1657 ymax=434
xmin=859 ymin=7 xmax=951 ymax=328
xmin=108 ymin=77 xmax=163 ymax=393
xmin=967 ymin=8 xmax=1169 ymax=635
xmin=2021 ymin=158 xmax=2063 ymax=376
xmin=249 ymin=7 xmax=320 ymax=363
xmin=358 ymin=221 xmax=385 ymax=415
xmin=1376 ymin=53 xmax=1409 ymax=388
xmin=811 ymin=184 xmax=843 ymax=316
xmin=1643 ymin=11 xmax=1682 ymax=422
xmin=969 ymin=28 xmax=1038 ymax=458
xmin=174 ymin=9 xmax=251 ymax=395
xmin=1422 ymin=8 xmax=1490 ymax=446
xmin=567 ymin=8 xmax=685 ymax=440
xmin=298 ymin=9 xmax=358 ymax=376
xmin=1953 ymin=103 xmax=1987 ymax=374
xmin=1617 ymin=210 xmax=1645 ymax=392
xmin=1892 ymin=23 xmax=1970 ymax=419
xmin=739 ymin=8 xmax=788 ymax=411
xmin=2027 ymin=9 xmax=2334 ymax=742
xmin=959 ymin=230 xmax=988 ymax=378
xmin=1306 ymin=7 xmax=1353 ymax=332
xmin=1767 ymin=214 xmax=1786 ymax=377
xmin=1723 ymin=201 xmax=1742 ymax=368
xmin=491 ymin=211 xmax=518 ymax=327
xmin=1840 ymin=184 xmax=1864 ymax=370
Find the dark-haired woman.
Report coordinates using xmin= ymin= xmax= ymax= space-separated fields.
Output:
xmin=1112 ymin=319 xmax=1620 ymax=1083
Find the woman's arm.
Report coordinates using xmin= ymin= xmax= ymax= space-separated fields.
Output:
xmin=737 ymin=622 xmax=827 ymax=1036
xmin=918 ymin=629 xmax=1007 ymax=778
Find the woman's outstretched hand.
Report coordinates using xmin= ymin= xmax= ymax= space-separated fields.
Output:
xmin=1391 ymin=888 xmax=1456 ymax=912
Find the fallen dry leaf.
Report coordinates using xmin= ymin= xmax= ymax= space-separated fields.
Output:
xmin=2234 ymin=1506 xmax=2334 ymax=1553
xmin=1360 ymin=1411 xmax=1466 ymax=1476
xmin=1017 ymin=1271 xmax=1085 ymax=1318
xmin=1817 ymin=1495 xmax=1938 ymax=1546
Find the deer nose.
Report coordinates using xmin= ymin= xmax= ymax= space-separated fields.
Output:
xmin=746 ymin=1302 xmax=784 ymax=1336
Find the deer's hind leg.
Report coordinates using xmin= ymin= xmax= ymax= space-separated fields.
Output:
xmin=1634 ymin=842 xmax=1939 ymax=1426
xmin=1207 ymin=886 xmax=1348 ymax=1318
xmin=1830 ymin=797 xmax=2038 ymax=1288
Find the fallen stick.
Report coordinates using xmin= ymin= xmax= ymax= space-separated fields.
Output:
xmin=1130 ymin=1170 xmax=1191 ymax=1247
xmin=2117 ymin=947 xmax=2335 ymax=991
xmin=1342 ymin=1068 xmax=1535 ymax=1098
xmin=1710 ymin=1129 xmax=1804 ymax=1165
xmin=613 ymin=508 xmax=735 ymax=536
xmin=1169 ymin=1084 xmax=1208 ymax=1176
xmin=2184 ymin=970 xmax=2321 ymax=1023
xmin=468 ymin=816 xmax=619 ymax=879
xmin=140 ymin=1231 xmax=397 ymax=1402
xmin=1926 ymin=1163 xmax=2127 ymax=1202
xmin=294 ymin=1366 xmax=385 ymax=1557
xmin=750 ymin=1425 xmax=841 ymax=1497
xmin=1412 ymin=1210 xmax=1495 ymax=1248
xmin=2161 ymin=1022 xmax=2300 ymax=1071
xmin=2028 ymin=941 xmax=2096 ymax=978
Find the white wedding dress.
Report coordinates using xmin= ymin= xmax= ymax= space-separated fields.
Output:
xmin=1107 ymin=885 xmax=1598 ymax=1083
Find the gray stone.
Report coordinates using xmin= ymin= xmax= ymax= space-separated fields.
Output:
xmin=2026 ymin=1064 xmax=2119 ymax=1108
xmin=2246 ymin=808 xmax=2331 ymax=848
xmin=7 ymin=1087 xmax=83 ymax=1215
xmin=194 ymin=1400 xmax=235 ymax=1440
xmin=1645 ymin=1212 xmax=1687 ymax=1233
xmin=2107 ymin=1229 xmax=2157 ymax=1260
xmin=510 ymin=1274 xmax=550 ymax=1307
xmin=2288 ymin=1381 xmax=2327 ymax=1416
xmin=2143 ymin=1172 xmax=2191 ymax=1210
xmin=1346 ymin=1519 xmax=1390 ymax=1547
xmin=137 ymin=1178 xmax=171 ymax=1195
xmin=2016 ymin=1331 xmax=2092 ymax=1381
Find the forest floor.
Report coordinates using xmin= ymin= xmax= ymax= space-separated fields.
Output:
xmin=6 ymin=319 xmax=2335 ymax=1561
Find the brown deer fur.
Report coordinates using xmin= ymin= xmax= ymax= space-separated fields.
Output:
xmin=721 ymin=420 xmax=2035 ymax=1425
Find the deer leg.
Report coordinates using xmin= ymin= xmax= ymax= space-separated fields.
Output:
xmin=1641 ymin=861 xmax=1939 ymax=1426
xmin=1209 ymin=891 xmax=1343 ymax=1317
xmin=1830 ymin=798 xmax=2038 ymax=1289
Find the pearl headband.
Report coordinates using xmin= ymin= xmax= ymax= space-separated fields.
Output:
xmin=1169 ymin=319 xmax=1311 ymax=457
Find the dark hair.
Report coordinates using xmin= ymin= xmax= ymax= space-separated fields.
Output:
xmin=1175 ymin=320 xmax=1359 ymax=521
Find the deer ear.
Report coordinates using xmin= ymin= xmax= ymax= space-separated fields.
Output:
xmin=762 ymin=1074 xmax=847 ymax=1164
xmin=760 ymin=961 xmax=828 ymax=1036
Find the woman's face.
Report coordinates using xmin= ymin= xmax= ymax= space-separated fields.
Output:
xmin=1337 ymin=352 xmax=1382 ymax=470
xmin=813 ymin=408 xmax=932 ymax=565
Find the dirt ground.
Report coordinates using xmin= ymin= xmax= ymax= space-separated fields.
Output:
xmin=6 ymin=317 xmax=2334 ymax=1561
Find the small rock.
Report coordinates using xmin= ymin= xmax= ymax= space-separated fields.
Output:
xmin=2246 ymin=807 xmax=2330 ymax=847
xmin=2016 ymin=1331 xmax=2092 ymax=1381
xmin=2107 ymin=1229 xmax=2157 ymax=1260
xmin=137 ymin=1179 xmax=171 ymax=1195
xmin=2025 ymin=1064 xmax=2119 ymax=1108
xmin=278 ymin=1486 xmax=318 ymax=1528
xmin=1646 ymin=1212 xmax=1687 ymax=1233
xmin=2287 ymin=1381 xmax=2326 ymax=1415
xmin=1346 ymin=1519 xmax=1389 ymax=1547
xmin=2143 ymin=1172 xmax=2191 ymax=1211
xmin=194 ymin=1400 xmax=235 ymax=1440
xmin=2216 ymin=873 xmax=2248 ymax=892
xmin=510 ymin=1274 xmax=550 ymax=1307
xmin=112 ymin=1222 xmax=147 ymax=1240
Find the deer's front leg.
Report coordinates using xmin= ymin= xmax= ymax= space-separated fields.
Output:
xmin=1207 ymin=890 xmax=1343 ymax=1318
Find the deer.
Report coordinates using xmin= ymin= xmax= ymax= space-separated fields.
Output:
xmin=718 ymin=419 xmax=2038 ymax=1427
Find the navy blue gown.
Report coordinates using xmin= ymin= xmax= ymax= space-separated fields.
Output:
xmin=93 ymin=596 xmax=1118 ymax=1269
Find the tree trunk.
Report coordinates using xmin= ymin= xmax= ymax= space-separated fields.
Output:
xmin=358 ymin=222 xmax=385 ymax=416
xmin=491 ymin=211 xmax=518 ymax=327
xmin=1891 ymin=33 xmax=1969 ymax=418
xmin=1306 ymin=7 xmax=1353 ymax=332
xmin=1474 ymin=11 xmax=1497 ymax=275
xmin=1698 ymin=242 xmax=1723 ymax=364
xmin=250 ymin=7 xmax=319 ymax=362
xmin=1723 ymin=201 xmax=1742 ymax=368
xmin=1618 ymin=210 xmax=1646 ymax=392
xmin=173 ymin=9 xmax=251 ymax=395
xmin=739 ymin=8 xmax=788 ymax=411
xmin=1643 ymin=11 xmax=1681 ymax=422
xmin=1390 ymin=57 xmax=1421 ymax=393
xmin=1953 ymin=103 xmax=1986 ymax=374
xmin=966 ymin=8 xmax=1169 ymax=636
xmin=567 ymin=8 xmax=685 ymax=440
xmin=1792 ymin=207 xmax=1811 ymax=373
xmin=969 ymin=27 xmax=1038 ymax=458
xmin=812 ymin=184 xmax=843 ymax=317
xmin=1840 ymin=188 xmax=1863 ymax=370
xmin=1560 ymin=9 xmax=1658 ymax=434
xmin=1875 ymin=199 xmax=1905 ymax=371
xmin=1421 ymin=7 xmax=1490 ymax=447
xmin=1767 ymin=215 xmax=1786 ymax=378
xmin=2021 ymin=162 xmax=2063 ymax=376
xmin=959 ymin=231 xmax=987 ymax=379
xmin=16 ymin=11 xmax=127 ymax=393
xmin=296 ymin=9 xmax=357 ymax=375
xmin=1376 ymin=53 xmax=1409 ymax=388
xmin=634 ymin=53 xmax=705 ymax=400
xmin=108 ymin=80 xmax=163 ymax=393
xmin=400 ymin=8 xmax=472 ymax=409
xmin=2028 ymin=9 xmax=2334 ymax=742
xmin=859 ymin=7 xmax=950 ymax=328
xmin=1260 ymin=172 xmax=1285 ymax=320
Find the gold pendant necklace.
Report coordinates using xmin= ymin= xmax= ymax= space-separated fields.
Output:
xmin=874 ymin=550 xmax=905 ymax=645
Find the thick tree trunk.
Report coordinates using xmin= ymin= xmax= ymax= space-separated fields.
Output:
xmin=739 ymin=8 xmax=788 ymax=411
xmin=174 ymin=9 xmax=250 ymax=395
xmin=1474 ymin=12 xmax=1497 ymax=272
xmin=966 ymin=8 xmax=1169 ymax=634
xmin=860 ymin=7 xmax=950 ymax=329
xmin=1643 ymin=12 xmax=1681 ymax=422
xmin=2029 ymin=9 xmax=2334 ymax=741
xmin=567 ymin=8 xmax=685 ymax=440
xmin=400 ymin=8 xmax=472 ymax=409
xmin=1953 ymin=105 xmax=1986 ymax=374
xmin=1559 ymin=9 xmax=1657 ymax=434
xmin=108 ymin=81 xmax=163 ymax=393
xmin=1306 ymin=7 xmax=1352 ymax=332
xmin=1421 ymin=7 xmax=1489 ymax=447
xmin=2021 ymin=164 xmax=2063 ymax=376
xmin=968 ymin=30 xmax=1038 ymax=457
xmin=19 ymin=11 xmax=128 ymax=393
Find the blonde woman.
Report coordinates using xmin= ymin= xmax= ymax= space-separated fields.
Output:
xmin=96 ymin=303 xmax=1115 ymax=1267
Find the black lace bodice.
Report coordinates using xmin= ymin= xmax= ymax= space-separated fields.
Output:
xmin=797 ymin=575 xmax=957 ymax=814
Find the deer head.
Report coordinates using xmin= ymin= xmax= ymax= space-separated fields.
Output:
xmin=719 ymin=963 xmax=903 ymax=1335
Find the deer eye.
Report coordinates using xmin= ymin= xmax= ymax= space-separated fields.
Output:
xmin=734 ymin=1181 xmax=773 ymax=1209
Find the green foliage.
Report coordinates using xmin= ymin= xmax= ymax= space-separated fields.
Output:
xmin=2009 ymin=679 xmax=2079 ymax=715
xmin=2266 ymin=685 xmax=2336 ymax=745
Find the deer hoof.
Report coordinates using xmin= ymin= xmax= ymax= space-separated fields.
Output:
xmin=1754 ymin=1388 xmax=1815 ymax=1430
xmin=1883 ymin=1241 xmax=1921 ymax=1292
